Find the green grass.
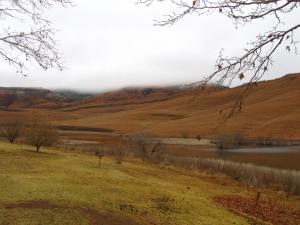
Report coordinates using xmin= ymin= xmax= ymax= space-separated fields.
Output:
xmin=0 ymin=142 xmax=267 ymax=225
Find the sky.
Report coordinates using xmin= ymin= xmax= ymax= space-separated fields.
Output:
xmin=0 ymin=0 xmax=300 ymax=92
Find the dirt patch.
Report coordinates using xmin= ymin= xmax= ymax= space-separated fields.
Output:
xmin=6 ymin=200 xmax=59 ymax=209
xmin=5 ymin=200 xmax=140 ymax=225
xmin=214 ymin=195 xmax=300 ymax=225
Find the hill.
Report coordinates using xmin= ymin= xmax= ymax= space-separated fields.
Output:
xmin=0 ymin=87 xmax=67 ymax=109
xmin=0 ymin=73 xmax=299 ymax=139
xmin=57 ymin=73 xmax=300 ymax=139
xmin=64 ymin=86 xmax=186 ymax=111
xmin=55 ymin=89 xmax=94 ymax=101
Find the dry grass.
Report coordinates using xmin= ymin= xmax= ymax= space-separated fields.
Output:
xmin=1 ymin=73 xmax=300 ymax=139
xmin=0 ymin=141 xmax=256 ymax=225
xmin=160 ymin=155 xmax=300 ymax=195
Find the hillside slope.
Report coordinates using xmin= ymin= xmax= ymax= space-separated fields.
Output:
xmin=63 ymin=86 xmax=186 ymax=111
xmin=0 ymin=73 xmax=299 ymax=139
xmin=58 ymin=73 xmax=300 ymax=139
xmin=0 ymin=87 xmax=67 ymax=109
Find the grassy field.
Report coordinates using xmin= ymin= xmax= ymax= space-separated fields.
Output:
xmin=0 ymin=142 xmax=299 ymax=225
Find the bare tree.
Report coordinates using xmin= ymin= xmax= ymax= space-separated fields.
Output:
xmin=130 ymin=132 xmax=163 ymax=161
xmin=26 ymin=118 xmax=59 ymax=152
xmin=138 ymin=0 xmax=300 ymax=116
xmin=214 ymin=134 xmax=234 ymax=158
xmin=111 ymin=140 xmax=126 ymax=165
xmin=214 ymin=133 xmax=248 ymax=151
xmin=0 ymin=120 xmax=23 ymax=143
xmin=0 ymin=0 xmax=71 ymax=75
xmin=130 ymin=132 xmax=151 ymax=160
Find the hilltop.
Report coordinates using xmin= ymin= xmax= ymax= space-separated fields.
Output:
xmin=0 ymin=87 xmax=66 ymax=109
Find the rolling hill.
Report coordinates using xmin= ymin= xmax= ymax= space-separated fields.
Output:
xmin=54 ymin=73 xmax=300 ymax=139
xmin=0 ymin=73 xmax=299 ymax=139
xmin=0 ymin=87 xmax=67 ymax=109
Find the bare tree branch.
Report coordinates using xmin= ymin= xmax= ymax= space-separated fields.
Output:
xmin=0 ymin=0 xmax=71 ymax=75
xmin=138 ymin=0 xmax=300 ymax=119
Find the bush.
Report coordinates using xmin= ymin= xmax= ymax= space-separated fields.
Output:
xmin=26 ymin=118 xmax=59 ymax=152
xmin=196 ymin=135 xmax=202 ymax=141
xmin=256 ymin=136 xmax=272 ymax=146
xmin=214 ymin=133 xmax=248 ymax=151
xmin=130 ymin=132 xmax=149 ymax=160
xmin=129 ymin=132 xmax=164 ymax=161
xmin=152 ymin=195 xmax=179 ymax=214
xmin=110 ymin=139 xmax=127 ymax=165
xmin=214 ymin=134 xmax=236 ymax=154
xmin=233 ymin=133 xmax=247 ymax=146
xmin=0 ymin=120 xmax=23 ymax=143
xmin=255 ymin=136 xmax=290 ymax=147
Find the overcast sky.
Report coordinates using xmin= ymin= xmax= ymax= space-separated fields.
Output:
xmin=1 ymin=0 xmax=299 ymax=92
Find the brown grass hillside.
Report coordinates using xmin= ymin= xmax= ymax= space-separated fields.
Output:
xmin=0 ymin=87 xmax=66 ymax=109
xmin=0 ymin=73 xmax=299 ymax=139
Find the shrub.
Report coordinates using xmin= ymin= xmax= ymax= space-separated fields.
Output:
xmin=233 ymin=133 xmax=247 ymax=146
xmin=129 ymin=132 xmax=164 ymax=161
xmin=0 ymin=120 xmax=23 ymax=143
xmin=214 ymin=133 xmax=248 ymax=151
xmin=214 ymin=134 xmax=235 ymax=157
xmin=130 ymin=132 xmax=149 ymax=160
xmin=152 ymin=195 xmax=179 ymax=214
xmin=26 ymin=118 xmax=59 ymax=152
xmin=256 ymin=136 xmax=272 ymax=146
xmin=255 ymin=137 xmax=290 ymax=147
xmin=111 ymin=139 xmax=126 ymax=165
